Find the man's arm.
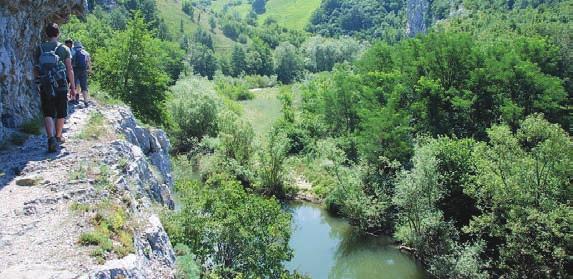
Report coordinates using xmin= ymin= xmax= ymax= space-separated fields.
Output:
xmin=65 ymin=57 xmax=76 ymax=96
xmin=87 ymin=54 xmax=92 ymax=74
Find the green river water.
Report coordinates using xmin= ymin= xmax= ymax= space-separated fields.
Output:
xmin=285 ymin=202 xmax=427 ymax=279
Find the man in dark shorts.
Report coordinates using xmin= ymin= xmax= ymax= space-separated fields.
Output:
xmin=34 ymin=23 xmax=76 ymax=152
xmin=72 ymin=41 xmax=91 ymax=107
xmin=64 ymin=38 xmax=79 ymax=104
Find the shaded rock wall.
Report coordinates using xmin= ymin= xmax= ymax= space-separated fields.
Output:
xmin=109 ymin=106 xmax=175 ymax=209
xmin=0 ymin=0 xmax=86 ymax=142
xmin=406 ymin=0 xmax=429 ymax=36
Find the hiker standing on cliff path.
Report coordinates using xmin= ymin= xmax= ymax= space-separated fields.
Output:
xmin=65 ymin=38 xmax=79 ymax=103
xmin=72 ymin=41 xmax=91 ymax=107
xmin=33 ymin=23 xmax=76 ymax=152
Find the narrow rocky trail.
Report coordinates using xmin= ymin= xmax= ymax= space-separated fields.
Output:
xmin=0 ymin=104 xmax=98 ymax=277
xmin=0 ymin=103 xmax=177 ymax=278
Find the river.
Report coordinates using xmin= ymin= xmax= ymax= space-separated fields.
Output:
xmin=285 ymin=201 xmax=427 ymax=279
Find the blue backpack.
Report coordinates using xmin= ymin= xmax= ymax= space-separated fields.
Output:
xmin=73 ymin=48 xmax=88 ymax=72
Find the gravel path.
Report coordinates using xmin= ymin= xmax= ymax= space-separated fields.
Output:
xmin=0 ymin=103 xmax=104 ymax=277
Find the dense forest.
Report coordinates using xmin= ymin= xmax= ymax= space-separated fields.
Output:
xmin=64 ymin=0 xmax=571 ymax=278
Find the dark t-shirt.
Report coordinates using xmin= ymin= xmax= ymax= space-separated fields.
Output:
xmin=35 ymin=41 xmax=72 ymax=64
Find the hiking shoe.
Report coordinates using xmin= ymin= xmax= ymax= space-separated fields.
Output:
xmin=47 ymin=137 xmax=58 ymax=153
xmin=84 ymin=100 xmax=89 ymax=108
xmin=56 ymin=136 xmax=66 ymax=144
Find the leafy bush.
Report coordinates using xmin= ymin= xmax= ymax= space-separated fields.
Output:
xmin=256 ymin=129 xmax=292 ymax=198
xmin=214 ymin=76 xmax=253 ymax=100
xmin=243 ymin=75 xmax=278 ymax=89
xmin=165 ymin=177 xmax=293 ymax=278
xmin=168 ymin=76 xmax=222 ymax=153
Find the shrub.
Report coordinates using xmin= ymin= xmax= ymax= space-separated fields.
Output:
xmin=166 ymin=178 xmax=293 ymax=278
xmin=214 ymin=76 xmax=253 ymax=101
xmin=256 ymin=129 xmax=292 ymax=198
xmin=244 ymin=75 xmax=278 ymax=89
xmin=168 ymin=76 xmax=222 ymax=153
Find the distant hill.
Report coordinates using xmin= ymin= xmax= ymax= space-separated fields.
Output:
xmin=256 ymin=0 xmax=322 ymax=30
xmin=211 ymin=0 xmax=251 ymax=17
xmin=307 ymin=0 xmax=433 ymax=41
xmin=156 ymin=0 xmax=237 ymax=55
xmin=306 ymin=0 xmax=568 ymax=41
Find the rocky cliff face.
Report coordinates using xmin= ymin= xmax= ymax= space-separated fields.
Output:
xmin=406 ymin=0 xmax=429 ymax=36
xmin=0 ymin=0 xmax=85 ymax=142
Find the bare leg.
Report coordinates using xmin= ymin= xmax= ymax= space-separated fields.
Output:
xmin=82 ymin=90 xmax=89 ymax=103
xmin=55 ymin=118 xmax=65 ymax=138
xmin=44 ymin=117 xmax=54 ymax=137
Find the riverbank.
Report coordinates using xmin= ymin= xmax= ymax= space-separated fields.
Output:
xmin=286 ymin=201 xmax=427 ymax=279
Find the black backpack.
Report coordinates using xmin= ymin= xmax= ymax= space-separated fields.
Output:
xmin=38 ymin=43 xmax=68 ymax=97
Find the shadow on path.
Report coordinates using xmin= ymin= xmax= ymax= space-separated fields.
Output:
xmin=0 ymin=103 xmax=81 ymax=191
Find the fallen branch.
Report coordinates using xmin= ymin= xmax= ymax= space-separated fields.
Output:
xmin=399 ymin=245 xmax=417 ymax=254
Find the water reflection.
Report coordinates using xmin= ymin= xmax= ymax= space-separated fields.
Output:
xmin=285 ymin=202 xmax=427 ymax=279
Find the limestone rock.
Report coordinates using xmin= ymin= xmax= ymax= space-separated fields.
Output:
xmin=15 ymin=175 xmax=43 ymax=187
xmin=141 ymin=215 xmax=176 ymax=267
xmin=89 ymin=255 xmax=145 ymax=279
xmin=406 ymin=0 xmax=429 ymax=36
xmin=0 ymin=0 xmax=86 ymax=142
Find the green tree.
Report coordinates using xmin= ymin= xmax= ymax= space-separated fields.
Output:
xmin=193 ymin=28 xmax=213 ymax=50
xmin=252 ymin=0 xmax=266 ymax=14
xmin=167 ymin=177 xmax=293 ymax=278
xmin=321 ymin=65 xmax=361 ymax=135
xmin=217 ymin=111 xmax=254 ymax=167
xmin=189 ymin=44 xmax=218 ymax=79
xmin=157 ymin=40 xmax=185 ymax=83
xmin=274 ymin=42 xmax=303 ymax=84
xmin=231 ymin=45 xmax=247 ymax=77
xmin=96 ymin=12 xmax=170 ymax=124
xmin=393 ymin=138 xmax=443 ymax=244
xmin=221 ymin=21 xmax=240 ymax=40
xmin=168 ymin=76 xmax=221 ymax=153
xmin=209 ymin=16 xmax=217 ymax=31
xmin=182 ymin=0 xmax=193 ymax=17
xmin=246 ymin=39 xmax=274 ymax=76
xmin=392 ymin=137 xmax=488 ymax=278
xmin=467 ymin=114 xmax=572 ymax=277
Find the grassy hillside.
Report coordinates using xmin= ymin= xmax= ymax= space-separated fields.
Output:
xmin=156 ymin=0 xmax=237 ymax=54
xmin=257 ymin=0 xmax=322 ymax=30
xmin=211 ymin=0 xmax=252 ymax=18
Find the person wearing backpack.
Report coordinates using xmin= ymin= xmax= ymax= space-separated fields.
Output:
xmin=65 ymin=38 xmax=79 ymax=103
xmin=33 ymin=23 xmax=76 ymax=152
xmin=72 ymin=41 xmax=91 ymax=107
